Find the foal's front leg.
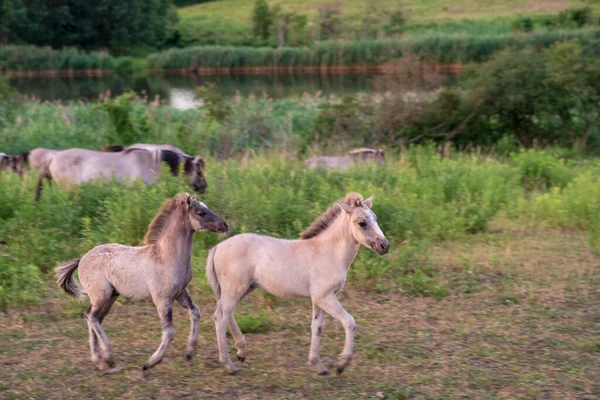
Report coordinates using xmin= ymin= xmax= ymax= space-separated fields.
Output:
xmin=314 ymin=293 xmax=356 ymax=375
xmin=143 ymin=298 xmax=175 ymax=370
xmin=176 ymin=289 xmax=200 ymax=362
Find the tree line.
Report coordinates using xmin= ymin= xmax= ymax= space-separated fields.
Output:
xmin=0 ymin=0 xmax=179 ymax=54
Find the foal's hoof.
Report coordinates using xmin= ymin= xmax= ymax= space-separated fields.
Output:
xmin=237 ymin=355 xmax=246 ymax=363
xmin=184 ymin=353 xmax=193 ymax=362
xmin=142 ymin=359 xmax=161 ymax=371
xmin=226 ymin=366 xmax=239 ymax=375
xmin=336 ymin=365 xmax=348 ymax=375
xmin=318 ymin=370 xmax=330 ymax=376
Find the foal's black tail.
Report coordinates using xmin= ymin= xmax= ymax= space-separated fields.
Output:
xmin=56 ymin=258 xmax=86 ymax=300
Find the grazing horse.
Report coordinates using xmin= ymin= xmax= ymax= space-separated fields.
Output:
xmin=56 ymin=193 xmax=229 ymax=371
xmin=35 ymin=147 xmax=206 ymax=200
xmin=206 ymin=193 xmax=390 ymax=375
xmin=304 ymin=148 xmax=385 ymax=170
xmin=102 ymin=143 xmax=207 ymax=193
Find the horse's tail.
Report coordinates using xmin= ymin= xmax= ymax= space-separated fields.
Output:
xmin=206 ymin=247 xmax=221 ymax=299
xmin=101 ymin=144 xmax=125 ymax=152
xmin=55 ymin=258 xmax=86 ymax=300
xmin=34 ymin=165 xmax=51 ymax=201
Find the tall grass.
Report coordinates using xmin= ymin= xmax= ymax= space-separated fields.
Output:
xmin=0 ymin=148 xmax=526 ymax=308
xmin=148 ymin=28 xmax=600 ymax=69
xmin=3 ymin=28 xmax=599 ymax=73
xmin=3 ymin=97 xmax=600 ymax=308
xmin=0 ymin=46 xmax=117 ymax=73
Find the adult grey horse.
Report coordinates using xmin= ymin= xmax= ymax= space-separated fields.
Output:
xmin=56 ymin=193 xmax=229 ymax=371
xmin=35 ymin=147 xmax=207 ymax=200
xmin=304 ymin=148 xmax=385 ymax=170
xmin=206 ymin=193 xmax=390 ymax=375
xmin=102 ymin=143 xmax=207 ymax=192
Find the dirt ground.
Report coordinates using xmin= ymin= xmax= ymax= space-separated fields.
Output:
xmin=1 ymin=223 xmax=598 ymax=399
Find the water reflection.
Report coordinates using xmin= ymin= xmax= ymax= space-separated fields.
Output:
xmin=9 ymin=73 xmax=379 ymax=109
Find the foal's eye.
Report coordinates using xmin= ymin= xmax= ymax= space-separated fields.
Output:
xmin=358 ymin=221 xmax=367 ymax=228
xmin=197 ymin=209 xmax=206 ymax=217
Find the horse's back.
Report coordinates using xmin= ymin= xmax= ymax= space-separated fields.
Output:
xmin=51 ymin=148 xmax=153 ymax=185
xmin=305 ymin=155 xmax=349 ymax=170
xmin=79 ymin=243 xmax=153 ymax=300
xmin=214 ymin=233 xmax=312 ymax=298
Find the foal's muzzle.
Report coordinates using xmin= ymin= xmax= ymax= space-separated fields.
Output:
xmin=374 ymin=238 xmax=390 ymax=255
xmin=218 ymin=221 xmax=230 ymax=233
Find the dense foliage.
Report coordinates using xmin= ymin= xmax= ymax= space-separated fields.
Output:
xmin=0 ymin=0 xmax=179 ymax=54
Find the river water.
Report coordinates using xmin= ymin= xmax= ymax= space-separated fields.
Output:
xmin=9 ymin=73 xmax=379 ymax=110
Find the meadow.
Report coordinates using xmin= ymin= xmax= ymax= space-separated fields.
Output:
xmin=177 ymin=0 xmax=600 ymax=46
xmin=1 ymin=96 xmax=599 ymax=398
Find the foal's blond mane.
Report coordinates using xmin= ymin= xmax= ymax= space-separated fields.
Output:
xmin=144 ymin=194 xmax=187 ymax=245
xmin=300 ymin=193 xmax=363 ymax=239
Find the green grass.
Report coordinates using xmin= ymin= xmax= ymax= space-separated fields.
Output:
xmin=1 ymin=96 xmax=599 ymax=397
xmin=177 ymin=0 xmax=600 ymax=46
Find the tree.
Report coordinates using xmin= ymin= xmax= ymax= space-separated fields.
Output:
xmin=252 ymin=0 xmax=272 ymax=41
xmin=545 ymin=40 xmax=600 ymax=149
xmin=318 ymin=4 xmax=342 ymax=40
xmin=0 ymin=0 xmax=179 ymax=53
xmin=460 ymin=47 xmax=554 ymax=147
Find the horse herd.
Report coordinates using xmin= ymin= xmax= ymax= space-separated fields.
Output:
xmin=3 ymin=142 xmax=390 ymax=376
xmin=1 ymin=144 xmax=208 ymax=200
xmin=1 ymin=145 xmax=384 ymax=201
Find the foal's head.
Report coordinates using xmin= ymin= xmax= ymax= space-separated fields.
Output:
xmin=184 ymin=193 xmax=229 ymax=233
xmin=339 ymin=194 xmax=390 ymax=255
xmin=145 ymin=193 xmax=229 ymax=245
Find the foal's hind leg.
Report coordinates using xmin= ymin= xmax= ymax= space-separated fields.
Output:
xmin=85 ymin=293 xmax=118 ymax=370
xmin=228 ymin=285 xmax=254 ymax=363
xmin=85 ymin=293 xmax=119 ymax=367
xmin=176 ymin=289 xmax=200 ymax=362
xmin=143 ymin=298 xmax=174 ymax=370
xmin=214 ymin=297 xmax=240 ymax=374
xmin=228 ymin=316 xmax=247 ymax=363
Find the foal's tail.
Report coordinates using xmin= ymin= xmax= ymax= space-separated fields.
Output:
xmin=56 ymin=259 xmax=86 ymax=300
xmin=206 ymin=247 xmax=221 ymax=299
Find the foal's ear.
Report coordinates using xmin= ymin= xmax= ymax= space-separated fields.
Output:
xmin=184 ymin=192 xmax=194 ymax=205
xmin=364 ymin=194 xmax=375 ymax=208
xmin=337 ymin=201 xmax=353 ymax=213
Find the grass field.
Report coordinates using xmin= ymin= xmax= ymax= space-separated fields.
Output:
xmin=177 ymin=0 xmax=600 ymax=45
xmin=1 ymin=95 xmax=600 ymax=398
xmin=1 ymin=220 xmax=598 ymax=399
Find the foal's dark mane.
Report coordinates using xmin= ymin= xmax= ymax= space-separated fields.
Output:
xmin=300 ymin=193 xmax=363 ymax=239
xmin=144 ymin=194 xmax=186 ymax=245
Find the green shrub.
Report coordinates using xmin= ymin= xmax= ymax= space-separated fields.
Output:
xmin=511 ymin=149 xmax=575 ymax=189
